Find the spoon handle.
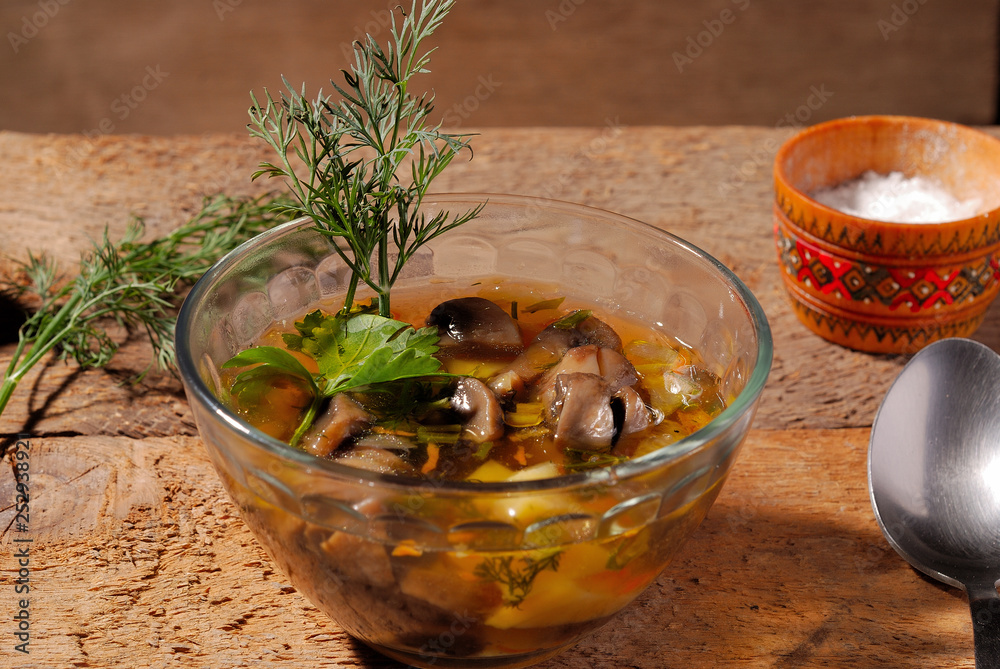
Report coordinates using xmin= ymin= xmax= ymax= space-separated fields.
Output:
xmin=969 ymin=585 xmax=1000 ymax=669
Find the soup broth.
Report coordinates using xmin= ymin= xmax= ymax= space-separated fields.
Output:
xmin=217 ymin=278 xmax=732 ymax=665
xmin=223 ymin=279 xmax=726 ymax=482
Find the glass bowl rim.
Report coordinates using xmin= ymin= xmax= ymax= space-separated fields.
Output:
xmin=176 ymin=192 xmax=773 ymax=493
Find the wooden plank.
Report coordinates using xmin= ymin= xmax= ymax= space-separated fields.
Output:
xmin=0 ymin=127 xmax=993 ymax=667
xmin=0 ymin=429 xmax=977 ymax=668
xmin=0 ymin=128 xmax=1000 ymax=436
xmin=0 ymin=0 xmax=995 ymax=134
xmin=5 ymin=128 xmax=997 ymax=438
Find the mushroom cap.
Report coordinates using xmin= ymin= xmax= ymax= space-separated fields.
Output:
xmin=450 ymin=376 xmax=505 ymax=443
xmin=300 ymin=393 xmax=372 ymax=457
xmin=427 ymin=297 xmax=524 ymax=360
xmin=550 ymin=372 xmax=617 ymax=449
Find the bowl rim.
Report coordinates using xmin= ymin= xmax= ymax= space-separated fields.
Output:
xmin=773 ymin=202 xmax=1000 ymax=266
xmin=774 ymin=114 xmax=1000 ymax=233
xmin=176 ymin=192 xmax=773 ymax=493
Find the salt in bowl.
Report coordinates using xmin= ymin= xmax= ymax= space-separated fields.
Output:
xmin=773 ymin=115 xmax=1000 ymax=354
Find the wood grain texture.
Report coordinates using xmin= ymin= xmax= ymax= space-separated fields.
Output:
xmin=0 ymin=0 xmax=996 ymax=133
xmin=0 ymin=129 xmax=994 ymax=667
xmin=2 ymin=128 xmax=998 ymax=437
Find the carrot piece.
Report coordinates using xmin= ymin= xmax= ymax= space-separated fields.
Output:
xmin=422 ymin=443 xmax=440 ymax=473
xmin=391 ymin=540 xmax=423 ymax=557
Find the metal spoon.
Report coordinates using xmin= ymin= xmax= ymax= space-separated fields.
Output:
xmin=869 ymin=337 xmax=1000 ymax=668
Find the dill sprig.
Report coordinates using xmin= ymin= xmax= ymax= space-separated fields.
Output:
xmin=247 ymin=0 xmax=482 ymax=317
xmin=473 ymin=549 xmax=563 ymax=607
xmin=0 ymin=193 xmax=286 ymax=420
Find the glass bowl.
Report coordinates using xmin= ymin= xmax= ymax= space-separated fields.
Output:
xmin=175 ymin=193 xmax=773 ymax=668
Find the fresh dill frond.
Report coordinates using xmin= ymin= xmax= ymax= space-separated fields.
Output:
xmin=473 ymin=549 xmax=563 ymax=607
xmin=246 ymin=0 xmax=482 ymax=317
xmin=0 ymin=193 xmax=286 ymax=421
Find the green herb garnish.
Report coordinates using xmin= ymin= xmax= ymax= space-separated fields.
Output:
xmin=563 ymin=447 xmax=631 ymax=471
xmin=473 ymin=549 xmax=563 ymax=608
xmin=523 ymin=297 xmax=566 ymax=313
xmin=285 ymin=310 xmax=443 ymax=393
xmin=0 ymin=194 xmax=286 ymax=421
xmin=223 ymin=309 xmax=449 ymax=445
xmin=247 ymin=0 xmax=482 ymax=317
xmin=415 ymin=423 xmax=463 ymax=445
xmin=552 ymin=309 xmax=592 ymax=329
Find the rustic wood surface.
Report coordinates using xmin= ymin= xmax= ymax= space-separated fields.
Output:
xmin=0 ymin=128 xmax=997 ymax=667
xmin=1 ymin=0 xmax=997 ymax=133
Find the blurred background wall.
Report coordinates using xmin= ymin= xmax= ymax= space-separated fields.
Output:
xmin=1 ymin=0 xmax=997 ymax=135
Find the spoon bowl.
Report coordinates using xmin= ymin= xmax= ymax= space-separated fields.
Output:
xmin=869 ymin=337 xmax=1000 ymax=667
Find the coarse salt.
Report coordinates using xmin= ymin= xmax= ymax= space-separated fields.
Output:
xmin=810 ymin=170 xmax=983 ymax=224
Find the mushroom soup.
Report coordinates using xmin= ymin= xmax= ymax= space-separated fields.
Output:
xmin=222 ymin=280 xmax=726 ymax=481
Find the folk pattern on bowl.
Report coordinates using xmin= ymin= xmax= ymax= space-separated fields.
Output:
xmin=774 ymin=187 xmax=1000 ymax=258
xmin=775 ymin=222 xmax=1000 ymax=313
xmin=772 ymin=115 xmax=1000 ymax=353
xmin=782 ymin=286 xmax=992 ymax=354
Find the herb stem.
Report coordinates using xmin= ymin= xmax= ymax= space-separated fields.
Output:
xmin=289 ymin=393 xmax=324 ymax=448
xmin=0 ymin=291 xmax=83 ymax=418
xmin=247 ymin=0 xmax=479 ymax=317
xmin=377 ymin=213 xmax=392 ymax=317
xmin=0 ymin=194 xmax=286 ymax=425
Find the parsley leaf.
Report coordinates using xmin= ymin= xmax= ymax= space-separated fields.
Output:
xmin=284 ymin=310 xmax=445 ymax=394
xmin=222 ymin=345 xmax=324 ymax=446
xmin=223 ymin=346 xmax=319 ymax=401
xmin=223 ymin=309 xmax=452 ymax=447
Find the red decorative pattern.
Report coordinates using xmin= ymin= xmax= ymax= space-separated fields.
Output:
xmin=776 ymin=225 xmax=1000 ymax=313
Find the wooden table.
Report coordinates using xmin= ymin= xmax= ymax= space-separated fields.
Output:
xmin=0 ymin=128 xmax=996 ymax=668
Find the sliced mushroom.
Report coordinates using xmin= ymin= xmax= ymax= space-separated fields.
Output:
xmin=547 ymin=344 xmax=602 ymax=377
xmin=593 ymin=346 xmax=640 ymax=394
xmin=549 ymin=372 xmax=617 ymax=449
xmin=300 ymin=393 xmax=372 ymax=457
xmin=426 ymin=297 xmax=523 ymax=360
xmin=450 ymin=377 xmax=504 ymax=443
xmin=488 ymin=325 xmax=581 ymax=393
xmin=333 ymin=446 xmax=419 ymax=476
xmin=487 ymin=314 xmax=624 ymax=395
xmin=576 ymin=315 xmax=623 ymax=351
xmin=614 ymin=385 xmax=652 ymax=438
xmin=487 ymin=369 xmax=524 ymax=401
xmin=535 ymin=345 xmax=639 ymax=411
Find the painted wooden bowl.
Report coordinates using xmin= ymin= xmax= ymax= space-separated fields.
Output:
xmin=774 ymin=115 xmax=1000 ymax=354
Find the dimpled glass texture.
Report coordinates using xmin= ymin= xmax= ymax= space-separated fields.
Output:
xmin=176 ymin=193 xmax=772 ymax=669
